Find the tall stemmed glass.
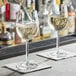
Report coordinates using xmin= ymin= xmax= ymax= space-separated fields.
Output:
xmin=49 ymin=16 xmax=68 ymax=59
xmin=16 ymin=21 xmax=39 ymax=70
xmin=15 ymin=1 xmax=39 ymax=70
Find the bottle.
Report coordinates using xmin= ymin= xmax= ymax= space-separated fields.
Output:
xmin=10 ymin=3 xmax=21 ymax=21
xmin=29 ymin=0 xmax=35 ymax=16
xmin=26 ymin=0 xmax=31 ymax=9
xmin=40 ymin=25 xmax=43 ymax=40
xmin=40 ymin=25 xmax=51 ymax=40
xmin=35 ymin=0 xmax=39 ymax=12
xmin=52 ymin=0 xmax=60 ymax=15
xmin=5 ymin=2 xmax=10 ymax=21
xmin=60 ymin=0 xmax=68 ymax=17
xmin=0 ymin=0 xmax=6 ymax=22
xmin=0 ymin=22 xmax=13 ymax=45
xmin=68 ymin=2 xmax=75 ymax=34
xmin=56 ymin=0 xmax=60 ymax=6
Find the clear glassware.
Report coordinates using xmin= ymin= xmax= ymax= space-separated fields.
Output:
xmin=15 ymin=21 xmax=39 ymax=70
xmin=14 ymin=1 xmax=39 ymax=70
xmin=49 ymin=16 xmax=68 ymax=58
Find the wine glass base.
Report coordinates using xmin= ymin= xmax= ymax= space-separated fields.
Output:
xmin=37 ymin=49 xmax=76 ymax=60
xmin=16 ymin=61 xmax=38 ymax=70
xmin=50 ymin=50 xmax=67 ymax=59
xmin=4 ymin=60 xmax=52 ymax=74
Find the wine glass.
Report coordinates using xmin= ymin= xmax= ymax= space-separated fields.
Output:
xmin=13 ymin=0 xmax=39 ymax=70
xmin=16 ymin=21 xmax=39 ymax=70
xmin=49 ymin=16 xmax=68 ymax=59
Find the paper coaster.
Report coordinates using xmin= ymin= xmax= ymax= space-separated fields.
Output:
xmin=37 ymin=49 xmax=76 ymax=61
xmin=4 ymin=61 xmax=52 ymax=74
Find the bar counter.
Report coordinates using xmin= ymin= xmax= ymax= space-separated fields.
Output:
xmin=0 ymin=43 xmax=76 ymax=76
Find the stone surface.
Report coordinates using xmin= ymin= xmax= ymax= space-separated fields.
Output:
xmin=0 ymin=43 xmax=76 ymax=76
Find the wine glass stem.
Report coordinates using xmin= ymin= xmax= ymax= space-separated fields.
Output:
xmin=56 ymin=31 xmax=59 ymax=54
xmin=25 ymin=40 xmax=29 ymax=66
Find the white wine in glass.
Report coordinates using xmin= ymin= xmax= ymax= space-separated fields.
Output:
xmin=16 ymin=21 xmax=39 ymax=70
xmin=50 ymin=16 xmax=68 ymax=59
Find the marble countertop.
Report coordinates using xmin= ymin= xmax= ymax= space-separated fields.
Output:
xmin=0 ymin=43 xmax=76 ymax=76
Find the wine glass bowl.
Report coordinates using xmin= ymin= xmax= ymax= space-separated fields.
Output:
xmin=50 ymin=16 xmax=68 ymax=31
xmin=17 ymin=22 xmax=38 ymax=40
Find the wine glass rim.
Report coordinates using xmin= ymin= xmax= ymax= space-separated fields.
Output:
xmin=15 ymin=21 xmax=36 ymax=27
xmin=50 ymin=15 xmax=68 ymax=18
